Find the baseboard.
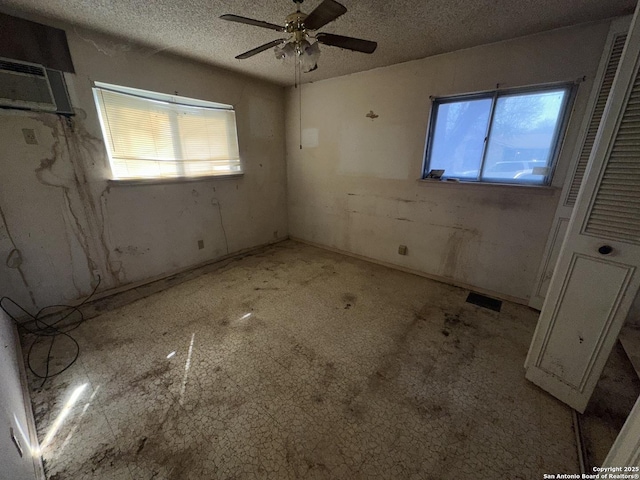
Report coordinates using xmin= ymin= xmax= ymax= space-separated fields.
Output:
xmin=289 ymin=236 xmax=529 ymax=307
xmin=45 ymin=236 xmax=291 ymax=315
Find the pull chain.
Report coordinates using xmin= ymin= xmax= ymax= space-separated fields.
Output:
xmin=294 ymin=56 xmax=302 ymax=149
xmin=299 ymin=57 xmax=302 ymax=150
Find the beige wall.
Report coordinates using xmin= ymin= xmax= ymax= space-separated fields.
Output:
xmin=285 ymin=21 xmax=612 ymax=302
xmin=0 ymin=24 xmax=287 ymax=310
xmin=0 ymin=15 xmax=619 ymax=309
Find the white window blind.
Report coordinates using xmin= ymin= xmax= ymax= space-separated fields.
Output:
xmin=93 ymin=85 xmax=241 ymax=180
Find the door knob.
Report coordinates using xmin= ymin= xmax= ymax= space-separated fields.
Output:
xmin=598 ymin=245 xmax=613 ymax=255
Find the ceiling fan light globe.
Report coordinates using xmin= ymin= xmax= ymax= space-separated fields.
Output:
xmin=301 ymin=42 xmax=321 ymax=73
xmin=274 ymin=45 xmax=286 ymax=59
xmin=305 ymin=41 xmax=321 ymax=56
xmin=275 ymin=42 xmax=297 ymax=61
xmin=300 ymin=39 xmax=311 ymax=51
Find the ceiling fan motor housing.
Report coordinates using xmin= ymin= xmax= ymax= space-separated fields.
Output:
xmin=285 ymin=11 xmax=308 ymax=43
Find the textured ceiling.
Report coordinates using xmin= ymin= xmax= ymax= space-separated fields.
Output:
xmin=0 ymin=0 xmax=636 ymax=86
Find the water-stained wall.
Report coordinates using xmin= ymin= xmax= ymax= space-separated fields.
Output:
xmin=285 ymin=21 xmax=612 ymax=302
xmin=0 ymin=23 xmax=287 ymax=310
xmin=0 ymin=310 xmax=42 ymax=480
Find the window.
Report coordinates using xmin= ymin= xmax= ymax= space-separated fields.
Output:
xmin=423 ymin=84 xmax=574 ymax=185
xmin=93 ymin=82 xmax=241 ymax=180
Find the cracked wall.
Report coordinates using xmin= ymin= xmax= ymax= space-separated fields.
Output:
xmin=0 ymin=23 xmax=287 ymax=311
xmin=285 ymin=20 xmax=613 ymax=302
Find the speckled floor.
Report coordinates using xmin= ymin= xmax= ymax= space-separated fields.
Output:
xmin=580 ymin=339 xmax=640 ymax=469
xmin=26 ymin=240 xmax=578 ymax=479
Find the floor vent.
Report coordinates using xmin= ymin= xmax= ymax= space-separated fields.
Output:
xmin=466 ymin=292 xmax=502 ymax=312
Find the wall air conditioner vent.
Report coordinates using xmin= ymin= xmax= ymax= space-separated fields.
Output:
xmin=0 ymin=57 xmax=57 ymax=112
xmin=0 ymin=59 xmax=46 ymax=76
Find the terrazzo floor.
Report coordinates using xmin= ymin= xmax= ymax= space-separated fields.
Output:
xmin=25 ymin=241 xmax=579 ymax=479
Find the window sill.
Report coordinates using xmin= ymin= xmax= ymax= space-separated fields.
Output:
xmin=108 ymin=173 xmax=244 ymax=187
xmin=416 ymin=178 xmax=558 ymax=195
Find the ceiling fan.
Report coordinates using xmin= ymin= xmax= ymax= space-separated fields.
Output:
xmin=220 ymin=0 xmax=377 ymax=73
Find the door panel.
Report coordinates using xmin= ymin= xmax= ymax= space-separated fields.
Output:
xmin=566 ymin=33 xmax=629 ymax=208
xmin=530 ymin=21 xmax=630 ymax=309
xmin=537 ymin=254 xmax=634 ymax=388
xmin=531 ymin=217 xmax=569 ymax=306
xmin=525 ymin=8 xmax=640 ymax=412
xmin=585 ymin=69 xmax=640 ymax=244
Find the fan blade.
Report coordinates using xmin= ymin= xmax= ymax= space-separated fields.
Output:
xmin=303 ymin=0 xmax=347 ymax=30
xmin=220 ymin=14 xmax=284 ymax=32
xmin=235 ymin=39 xmax=285 ymax=59
xmin=316 ymin=33 xmax=377 ymax=54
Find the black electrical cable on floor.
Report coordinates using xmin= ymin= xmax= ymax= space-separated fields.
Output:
xmin=1 ymin=276 xmax=101 ymax=388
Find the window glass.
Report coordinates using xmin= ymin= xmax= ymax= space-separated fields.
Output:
xmin=482 ymin=89 xmax=567 ymax=184
xmin=429 ymin=98 xmax=492 ymax=180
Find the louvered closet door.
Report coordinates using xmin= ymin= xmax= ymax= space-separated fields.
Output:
xmin=529 ymin=21 xmax=629 ymax=310
xmin=585 ymin=74 xmax=640 ymax=241
xmin=525 ymin=9 xmax=640 ymax=413
xmin=566 ymin=33 xmax=628 ymax=207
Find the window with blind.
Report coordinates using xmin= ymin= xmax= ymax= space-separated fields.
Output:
xmin=92 ymin=82 xmax=241 ymax=180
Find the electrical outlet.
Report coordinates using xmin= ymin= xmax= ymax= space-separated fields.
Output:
xmin=398 ymin=245 xmax=408 ymax=255
xmin=22 ymin=128 xmax=37 ymax=145
xmin=198 ymin=240 xmax=204 ymax=250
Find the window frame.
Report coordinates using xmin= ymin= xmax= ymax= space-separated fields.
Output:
xmin=92 ymin=81 xmax=242 ymax=182
xmin=422 ymin=82 xmax=576 ymax=186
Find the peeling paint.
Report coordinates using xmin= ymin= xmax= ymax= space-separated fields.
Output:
xmin=115 ymin=246 xmax=149 ymax=256
xmin=73 ymin=27 xmax=132 ymax=57
xmin=5 ymin=249 xmax=22 ymax=269
xmin=0 ymin=204 xmax=36 ymax=308
xmin=344 ymin=192 xmax=434 ymax=206
xmin=429 ymin=223 xmax=480 ymax=233
xmin=62 ymin=117 xmax=118 ymax=280
xmin=33 ymin=117 xmax=97 ymax=294
xmin=30 ymin=113 xmax=120 ymax=294
xmin=0 ymin=27 xmax=287 ymax=310
xmin=441 ymin=229 xmax=480 ymax=281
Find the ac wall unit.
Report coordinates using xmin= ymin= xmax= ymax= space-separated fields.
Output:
xmin=0 ymin=57 xmax=57 ymax=112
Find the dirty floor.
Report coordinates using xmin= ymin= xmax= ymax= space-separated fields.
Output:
xmin=26 ymin=241 xmax=578 ymax=479
xmin=580 ymin=339 xmax=640 ymax=469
